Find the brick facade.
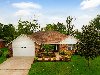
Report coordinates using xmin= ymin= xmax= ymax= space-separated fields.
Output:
xmin=0 ymin=41 xmax=5 ymax=48
xmin=59 ymin=44 xmax=68 ymax=51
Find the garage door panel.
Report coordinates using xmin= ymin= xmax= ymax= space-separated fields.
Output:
xmin=13 ymin=47 xmax=35 ymax=56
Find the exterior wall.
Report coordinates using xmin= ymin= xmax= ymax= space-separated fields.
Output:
xmin=59 ymin=44 xmax=68 ymax=51
xmin=59 ymin=44 xmax=75 ymax=53
xmin=0 ymin=41 xmax=5 ymax=48
xmin=35 ymin=43 xmax=41 ymax=55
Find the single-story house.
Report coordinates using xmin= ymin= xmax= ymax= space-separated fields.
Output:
xmin=0 ymin=39 xmax=5 ymax=48
xmin=11 ymin=31 xmax=78 ymax=57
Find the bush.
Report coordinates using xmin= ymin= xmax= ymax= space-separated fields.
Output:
xmin=0 ymin=48 xmax=10 ymax=57
xmin=66 ymin=51 xmax=72 ymax=56
xmin=34 ymin=57 xmax=38 ymax=62
xmin=59 ymin=50 xmax=65 ymax=55
xmin=53 ymin=57 xmax=56 ymax=61
xmin=0 ymin=50 xmax=2 ymax=57
xmin=42 ymin=57 xmax=45 ymax=61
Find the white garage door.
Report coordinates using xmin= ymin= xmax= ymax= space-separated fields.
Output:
xmin=13 ymin=46 xmax=35 ymax=56
xmin=12 ymin=35 xmax=35 ymax=56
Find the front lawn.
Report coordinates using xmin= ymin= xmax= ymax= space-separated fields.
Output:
xmin=0 ymin=56 xmax=7 ymax=64
xmin=0 ymin=48 xmax=10 ymax=64
xmin=28 ymin=55 xmax=100 ymax=75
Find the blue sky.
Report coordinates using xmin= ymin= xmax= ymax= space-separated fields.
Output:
xmin=0 ymin=0 xmax=100 ymax=30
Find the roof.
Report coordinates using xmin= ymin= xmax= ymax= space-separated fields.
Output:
xmin=59 ymin=36 xmax=78 ymax=44
xmin=29 ymin=31 xmax=68 ymax=44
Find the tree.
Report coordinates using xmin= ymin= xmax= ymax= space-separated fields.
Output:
xmin=73 ymin=29 xmax=81 ymax=39
xmin=2 ymin=24 xmax=16 ymax=43
xmin=42 ymin=16 xmax=75 ymax=35
xmin=77 ymin=15 xmax=100 ymax=66
xmin=17 ymin=19 xmax=40 ymax=35
xmin=0 ymin=23 xmax=4 ymax=38
xmin=42 ymin=22 xmax=66 ymax=34
xmin=66 ymin=16 xmax=75 ymax=35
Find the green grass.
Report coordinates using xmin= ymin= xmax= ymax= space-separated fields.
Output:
xmin=0 ymin=56 xmax=7 ymax=64
xmin=28 ymin=55 xmax=100 ymax=75
xmin=0 ymin=48 xmax=9 ymax=64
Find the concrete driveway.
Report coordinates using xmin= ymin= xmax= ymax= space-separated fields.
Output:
xmin=0 ymin=57 xmax=34 ymax=75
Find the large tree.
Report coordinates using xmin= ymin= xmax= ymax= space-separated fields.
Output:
xmin=0 ymin=23 xmax=4 ymax=39
xmin=17 ymin=19 xmax=40 ymax=35
xmin=41 ymin=22 xmax=67 ymax=34
xmin=73 ymin=29 xmax=81 ymax=39
xmin=77 ymin=15 xmax=100 ymax=66
xmin=66 ymin=16 xmax=75 ymax=35
xmin=2 ymin=24 xmax=16 ymax=43
xmin=42 ymin=16 xmax=75 ymax=35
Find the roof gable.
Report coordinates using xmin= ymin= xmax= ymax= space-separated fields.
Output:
xmin=59 ymin=36 xmax=78 ymax=44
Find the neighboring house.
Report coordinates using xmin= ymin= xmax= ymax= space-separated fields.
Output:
xmin=11 ymin=31 xmax=78 ymax=57
xmin=0 ymin=39 xmax=5 ymax=48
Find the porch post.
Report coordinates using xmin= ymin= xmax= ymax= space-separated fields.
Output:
xmin=56 ymin=44 xmax=57 ymax=51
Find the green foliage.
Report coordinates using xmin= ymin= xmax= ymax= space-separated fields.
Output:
xmin=0 ymin=24 xmax=16 ymax=43
xmin=0 ymin=48 xmax=10 ymax=57
xmin=66 ymin=16 xmax=75 ymax=35
xmin=73 ymin=29 xmax=81 ymax=39
xmin=59 ymin=50 xmax=67 ymax=55
xmin=0 ymin=48 xmax=9 ymax=64
xmin=59 ymin=50 xmax=72 ymax=56
xmin=34 ymin=57 xmax=38 ymax=61
xmin=42 ymin=22 xmax=67 ymax=34
xmin=42 ymin=44 xmax=54 ymax=55
xmin=41 ymin=16 xmax=75 ymax=35
xmin=0 ymin=56 xmax=7 ymax=64
xmin=17 ymin=19 xmax=40 ymax=35
xmin=77 ymin=15 xmax=100 ymax=66
xmin=0 ymin=23 xmax=4 ymax=38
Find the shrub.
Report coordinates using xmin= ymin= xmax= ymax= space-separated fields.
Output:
xmin=0 ymin=50 xmax=2 ymax=57
xmin=53 ymin=57 xmax=56 ymax=61
xmin=48 ymin=57 xmax=51 ymax=61
xmin=66 ymin=51 xmax=72 ymax=56
xmin=42 ymin=57 xmax=45 ymax=61
xmin=41 ymin=44 xmax=54 ymax=55
xmin=34 ymin=57 xmax=38 ymax=62
xmin=59 ymin=50 xmax=65 ymax=55
xmin=0 ymin=48 xmax=10 ymax=57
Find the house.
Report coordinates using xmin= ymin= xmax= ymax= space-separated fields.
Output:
xmin=11 ymin=31 xmax=78 ymax=57
xmin=0 ymin=39 xmax=5 ymax=48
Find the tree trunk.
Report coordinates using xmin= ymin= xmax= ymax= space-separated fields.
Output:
xmin=87 ymin=59 xmax=90 ymax=69
xmin=88 ymin=59 xmax=89 ymax=67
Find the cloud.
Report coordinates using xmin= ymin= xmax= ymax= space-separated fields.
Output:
xmin=14 ymin=9 xmax=32 ymax=16
xmin=74 ymin=14 xmax=95 ymax=31
xmin=12 ymin=2 xmax=42 ymax=9
xmin=12 ymin=2 xmax=42 ymax=18
xmin=80 ymin=0 xmax=100 ymax=10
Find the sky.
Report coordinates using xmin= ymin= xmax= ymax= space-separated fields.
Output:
xmin=0 ymin=0 xmax=100 ymax=31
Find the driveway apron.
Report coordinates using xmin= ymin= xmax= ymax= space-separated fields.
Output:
xmin=0 ymin=57 xmax=34 ymax=75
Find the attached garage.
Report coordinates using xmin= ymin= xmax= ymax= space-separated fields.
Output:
xmin=12 ymin=34 xmax=35 ymax=56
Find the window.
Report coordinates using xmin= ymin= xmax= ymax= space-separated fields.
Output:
xmin=68 ymin=46 xmax=72 ymax=50
xmin=21 ymin=47 xmax=26 ymax=48
xmin=24 ymin=47 xmax=26 ymax=48
xmin=68 ymin=44 xmax=73 ymax=50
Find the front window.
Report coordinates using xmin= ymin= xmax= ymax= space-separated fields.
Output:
xmin=68 ymin=44 xmax=74 ymax=50
xmin=68 ymin=46 xmax=72 ymax=50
